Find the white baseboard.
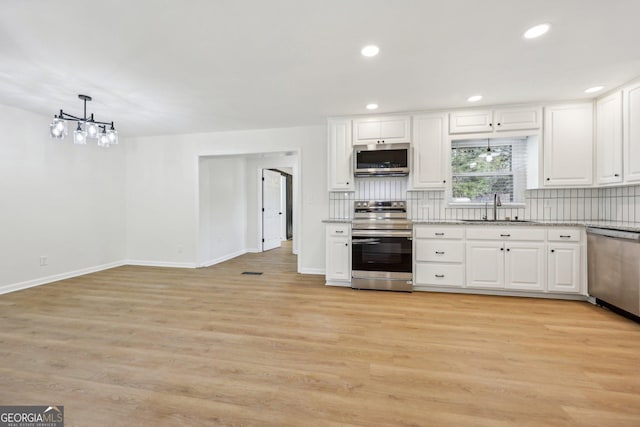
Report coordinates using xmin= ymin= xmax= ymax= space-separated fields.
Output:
xmin=198 ymin=249 xmax=248 ymax=268
xmin=245 ymin=248 xmax=262 ymax=253
xmin=0 ymin=261 xmax=126 ymax=296
xmin=299 ymin=267 xmax=325 ymax=275
xmin=126 ymin=260 xmax=197 ymax=269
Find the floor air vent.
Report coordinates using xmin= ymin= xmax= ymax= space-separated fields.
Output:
xmin=241 ymin=272 xmax=263 ymax=275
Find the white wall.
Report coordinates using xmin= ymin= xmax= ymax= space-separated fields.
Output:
xmin=125 ymin=125 xmax=327 ymax=273
xmin=198 ymin=156 xmax=247 ymax=266
xmin=0 ymin=104 xmax=126 ymax=293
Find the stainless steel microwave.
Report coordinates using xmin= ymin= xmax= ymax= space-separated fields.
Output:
xmin=354 ymin=143 xmax=410 ymax=177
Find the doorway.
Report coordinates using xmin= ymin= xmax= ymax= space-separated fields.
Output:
xmin=262 ymin=168 xmax=293 ymax=251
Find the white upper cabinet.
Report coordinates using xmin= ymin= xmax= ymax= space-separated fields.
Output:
xmin=543 ymin=103 xmax=594 ymax=187
xmin=596 ymin=91 xmax=623 ymax=185
xmin=449 ymin=106 xmax=541 ymax=134
xmin=624 ymin=82 xmax=640 ymax=183
xmin=353 ymin=116 xmax=411 ymax=144
xmin=327 ymin=119 xmax=354 ymax=191
xmin=411 ymin=112 xmax=449 ymax=189
xmin=449 ymin=109 xmax=493 ymax=134
xmin=494 ymin=106 xmax=542 ymax=132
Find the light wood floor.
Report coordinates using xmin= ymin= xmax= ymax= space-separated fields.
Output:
xmin=1 ymin=241 xmax=640 ymax=426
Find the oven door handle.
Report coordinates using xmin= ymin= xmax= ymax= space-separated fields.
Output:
xmin=352 ymin=230 xmax=413 ymax=238
xmin=351 ymin=238 xmax=381 ymax=245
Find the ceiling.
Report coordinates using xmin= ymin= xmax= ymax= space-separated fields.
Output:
xmin=2 ymin=0 xmax=640 ymax=137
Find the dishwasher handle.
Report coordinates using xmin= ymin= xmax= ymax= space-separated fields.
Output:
xmin=586 ymin=227 xmax=640 ymax=241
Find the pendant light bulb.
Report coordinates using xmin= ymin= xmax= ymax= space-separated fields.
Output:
xmin=73 ymin=122 xmax=87 ymax=145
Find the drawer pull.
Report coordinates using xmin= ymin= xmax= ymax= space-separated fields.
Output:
xmin=435 ymin=233 xmax=445 ymax=236
xmin=560 ymin=235 xmax=571 ymax=238
xmin=435 ymin=251 xmax=445 ymax=255
xmin=435 ymin=274 xmax=445 ymax=278
xmin=335 ymin=230 xmax=344 ymax=234
xmin=500 ymin=234 xmax=511 ymax=237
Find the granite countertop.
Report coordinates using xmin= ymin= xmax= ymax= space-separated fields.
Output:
xmin=324 ymin=219 xmax=640 ymax=232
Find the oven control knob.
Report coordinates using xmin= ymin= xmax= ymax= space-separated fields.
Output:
xmin=392 ymin=202 xmax=397 ymax=207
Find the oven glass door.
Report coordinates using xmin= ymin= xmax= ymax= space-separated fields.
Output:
xmin=351 ymin=236 xmax=412 ymax=273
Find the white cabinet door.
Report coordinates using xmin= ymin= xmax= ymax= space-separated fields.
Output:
xmin=624 ymin=82 xmax=640 ymax=183
xmin=449 ymin=110 xmax=493 ymax=134
xmin=466 ymin=241 xmax=504 ymax=289
xmin=504 ymin=242 xmax=545 ymax=291
xmin=494 ymin=106 xmax=542 ymax=132
xmin=353 ymin=116 xmax=411 ymax=144
xmin=412 ymin=113 xmax=449 ymax=189
xmin=596 ymin=91 xmax=623 ymax=185
xmin=547 ymin=243 xmax=581 ymax=293
xmin=326 ymin=235 xmax=351 ymax=282
xmin=327 ymin=119 xmax=354 ymax=191
xmin=543 ymin=103 xmax=594 ymax=187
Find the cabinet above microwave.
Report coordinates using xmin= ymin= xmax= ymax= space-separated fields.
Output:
xmin=353 ymin=116 xmax=411 ymax=144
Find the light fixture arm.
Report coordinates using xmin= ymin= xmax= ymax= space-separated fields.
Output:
xmin=54 ymin=94 xmax=114 ymax=126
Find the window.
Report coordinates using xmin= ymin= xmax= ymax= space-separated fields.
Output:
xmin=450 ymin=138 xmax=528 ymax=204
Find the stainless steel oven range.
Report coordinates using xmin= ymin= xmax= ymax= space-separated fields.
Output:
xmin=351 ymin=200 xmax=413 ymax=292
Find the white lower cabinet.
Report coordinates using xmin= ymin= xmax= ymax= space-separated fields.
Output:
xmin=325 ymin=224 xmax=351 ymax=285
xmin=414 ymin=225 xmax=584 ymax=297
xmin=547 ymin=228 xmax=582 ymax=293
xmin=466 ymin=241 xmax=505 ymax=289
xmin=466 ymin=227 xmax=545 ymax=291
xmin=414 ymin=226 xmax=465 ymax=287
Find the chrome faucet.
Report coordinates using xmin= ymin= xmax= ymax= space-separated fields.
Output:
xmin=493 ymin=193 xmax=502 ymax=220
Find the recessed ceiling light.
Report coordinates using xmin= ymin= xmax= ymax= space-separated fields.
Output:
xmin=366 ymin=103 xmax=379 ymax=110
xmin=523 ymin=23 xmax=550 ymax=39
xmin=585 ymin=86 xmax=604 ymax=94
xmin=361 ymin=45 xmax=380 ymax=57
xmin=467 ymin=95 xmax=483 ymax=102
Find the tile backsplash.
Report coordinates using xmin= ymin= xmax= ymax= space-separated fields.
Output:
xmin=329 ymin=180 xmax=640 ymax=223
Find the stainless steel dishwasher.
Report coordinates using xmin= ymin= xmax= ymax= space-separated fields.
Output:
xmin=587 ymin=226 xmax=640 ymax=321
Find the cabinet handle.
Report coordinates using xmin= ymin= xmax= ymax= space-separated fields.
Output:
xmin=346 ymin=181 xmax=349 ymax=185
xmin=435 ymin=251 xmax=445 ymax=255
xmin=435 ymin=274 xmax=445 ymax=278
xmin=506 ymin=248 xmax=510 ymax=252
xmin=497 ymin=123 xmax=501 ymax=126
xmin=500 ymin=247 xmax=504 ymax=251
xmin=435 ymin=232 xmax=445 ymax=236
xmin=614 ymin=173 xmax=620 ymax=177
xmin=559 ymin=235 xmax=571 ymax=238
xmin=551 ymin=249 xmax=555 ymax=253
xmin=489 ymin=123 xmax=493 ymax=127
xmin=345 ymin=243 xmax=348 ymax=247
xmin=336 ymin=230 xmax=344 ymax=234
xmin=500 ymin=234 xmax=511 ymax=237
xmin=546 ymin=178 xmax=550 ymax=181
xmin=443 ymin=180 xmax=446 ymax=183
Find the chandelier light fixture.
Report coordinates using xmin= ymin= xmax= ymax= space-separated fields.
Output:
xmin=49 ymin=94 xmax=118 ymax=147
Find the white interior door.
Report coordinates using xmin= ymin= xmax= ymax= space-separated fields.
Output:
xmin=262 ymin=169 xmax=282 ymax=251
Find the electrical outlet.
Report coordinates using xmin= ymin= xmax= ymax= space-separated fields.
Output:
xmin=39 ymin=256 xmax=48 ymax=266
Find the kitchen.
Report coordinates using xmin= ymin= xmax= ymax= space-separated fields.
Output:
xmin=2 ymin=1 xmax=640 ymax=425
xmin=324 ymin=90 xmax=640 ymax=319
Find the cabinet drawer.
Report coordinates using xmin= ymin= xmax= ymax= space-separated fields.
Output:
xmin=326 ymin=224 xmax=350 ymax=236
xmin=415 ymin=263 xmax=464 ymax=287
xmin=415 ymin=227 xmax=464 ymax=240
xmin=415 ymin=240 xmax=464 ymax=262
xmin=548 ymin=229 xmax=581 ymax=242
xmin=466 ymin=227 xmax=545 ymax=241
